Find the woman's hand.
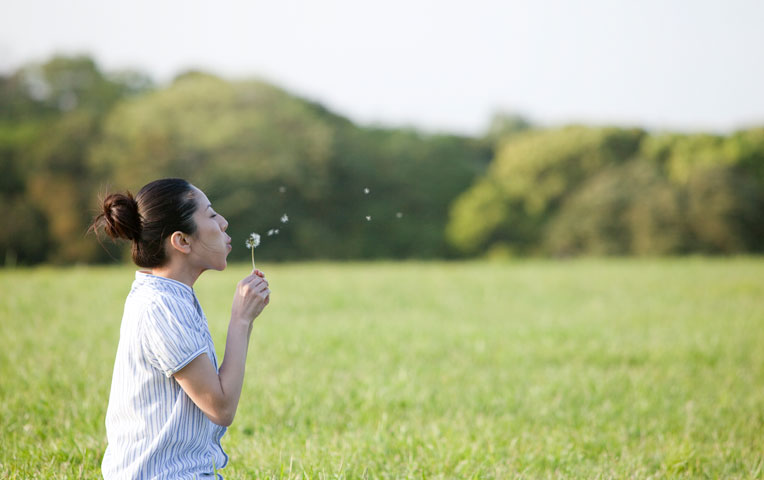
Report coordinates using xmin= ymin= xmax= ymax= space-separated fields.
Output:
xmin=231 ymin=269 xmax=270 ymax=325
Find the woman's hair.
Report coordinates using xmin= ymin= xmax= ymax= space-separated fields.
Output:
xmin=91 ymin=178 xmax=198 ymax=268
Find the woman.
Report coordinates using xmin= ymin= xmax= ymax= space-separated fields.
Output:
xmin=92 ymin=178 xmax=270 ymax=479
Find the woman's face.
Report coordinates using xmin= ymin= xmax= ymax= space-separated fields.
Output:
xmin=188 ymin=187 xmax=232 ymax=271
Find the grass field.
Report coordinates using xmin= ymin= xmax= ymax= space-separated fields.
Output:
xmin=1 ymin=258 xmax=763 ymax=478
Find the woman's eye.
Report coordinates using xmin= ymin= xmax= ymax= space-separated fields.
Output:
xmin=211 ymin=214 xmax=217 ymax=218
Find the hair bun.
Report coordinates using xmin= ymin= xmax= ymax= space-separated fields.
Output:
xmin=102 ymin=192 xmax=142 ymax=241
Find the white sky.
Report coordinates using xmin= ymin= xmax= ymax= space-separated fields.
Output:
xmin=1 ymin=0 xmax=763 ymax=135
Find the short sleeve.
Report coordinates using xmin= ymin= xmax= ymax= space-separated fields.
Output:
xmin=140 ymin=295 xmax=208 ymax=377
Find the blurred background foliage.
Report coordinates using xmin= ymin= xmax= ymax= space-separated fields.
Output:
xmin=1 ymin=55 xmax=762 ymax=266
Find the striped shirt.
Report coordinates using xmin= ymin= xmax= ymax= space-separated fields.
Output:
xmin=102 ymin=271 xmax=228 ymax=479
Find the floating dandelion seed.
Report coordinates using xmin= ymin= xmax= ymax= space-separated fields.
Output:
xmin=364 ymin=187 xmax=370 ymax=194
xmin=280 ymin=214 xmax=289 ymax=223
xmin=365 ymin=216 xmax=371 ymax=221
xmin=245 ymin=232 xmax=260 ymax=269
xmin=396 ymin=212 xmax=403 ymax=219
xmin=279 ymin=186 xmax=286 ymax=193
xmin=267 ymin=229 xmax=275 ymax=236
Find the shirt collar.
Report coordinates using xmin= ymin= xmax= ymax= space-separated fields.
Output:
xmin=134 ymin=271 xmax=196 ymax=304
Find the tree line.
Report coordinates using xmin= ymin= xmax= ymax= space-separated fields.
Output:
xmin=1 ymin=55 xmax=762 ymax=266
xmin=448 ymin=126 xmax=764 ymax=257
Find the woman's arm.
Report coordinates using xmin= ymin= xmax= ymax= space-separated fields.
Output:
xmin=174 ymin=270 xmax=270 ymax=427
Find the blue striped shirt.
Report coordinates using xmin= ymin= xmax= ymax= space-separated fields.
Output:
xmin=102 ymin=272 xmax=228 ymax=479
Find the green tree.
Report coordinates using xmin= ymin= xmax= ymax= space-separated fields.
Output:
xmin=0 ymin=55 xmax=152 ymax=264
xmin=685 ymin=165 xmax=764 ymax=253
xmin=639 ymin=128 xmax=764 ymax=255
xmin=90 ymin=72 xmax=491 ymax=261
xmin=90 ymin=72 xmax=340 ymax=261
xmin=447 ymin=126 xmax=645 ymax=255
xmin=326 ymin=126 xmax=491 ymax=259
xmin=544 ymin=161 xmax=687 ymax=256
xmin=482 ymin=111 xmax=532 ymax=148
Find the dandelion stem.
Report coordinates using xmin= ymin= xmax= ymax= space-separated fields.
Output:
xmin=245 ymin=232 xmax=260 ymax=271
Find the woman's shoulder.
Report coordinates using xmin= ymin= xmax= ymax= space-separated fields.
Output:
xmin=129 ymin=273 xmax=196 ymax=308
xmin=123 ymin=273 xmax=204 ymax=335
xmin=126 ymin=287 xmax=196 ymax=326
xmin=143 ymin=291 xmax=199 ymax=324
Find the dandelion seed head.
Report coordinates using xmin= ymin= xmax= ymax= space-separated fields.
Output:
xmin=245 ymin=232 xmax=261 ymax=249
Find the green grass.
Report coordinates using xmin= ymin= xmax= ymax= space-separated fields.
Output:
xmin=1 ymin=258 xmax=763 ymax=478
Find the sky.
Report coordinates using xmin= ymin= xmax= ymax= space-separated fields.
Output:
xmin=1 ymin=0 xmax=763 ymax=135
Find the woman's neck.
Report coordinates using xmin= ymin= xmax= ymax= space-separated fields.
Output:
xmin=150 ymin=259 xmax=203 ymax=288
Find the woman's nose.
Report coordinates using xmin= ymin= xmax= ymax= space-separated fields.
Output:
xmin=221 ymin=216 xmax=229 ymax=231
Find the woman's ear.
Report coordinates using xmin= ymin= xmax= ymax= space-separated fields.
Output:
xmin=168 ymin=231 xmax=192 ymax=255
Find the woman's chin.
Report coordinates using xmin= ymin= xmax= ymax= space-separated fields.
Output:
xmin=203 ymin=260 xmax=227 ymax=272
xmin=214 ymin=251 xmax=231 ymax=271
